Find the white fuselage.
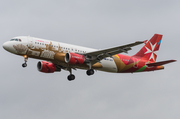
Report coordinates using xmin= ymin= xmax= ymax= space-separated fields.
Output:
xmin=3 ymin=36 xmax=118 ymax=73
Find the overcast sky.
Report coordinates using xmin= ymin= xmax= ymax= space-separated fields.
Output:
xmin=0 ymin=0 xmax=179 ymax=119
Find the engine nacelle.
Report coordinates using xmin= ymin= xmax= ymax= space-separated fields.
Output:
xmin=65 ymin=52 xmax=85 ymax=64
xmin=37 ymin=61 xmax=56 ymax=73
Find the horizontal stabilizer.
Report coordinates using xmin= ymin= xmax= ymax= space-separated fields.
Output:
xmin=146 ymin=60 xmax=176 ymax=67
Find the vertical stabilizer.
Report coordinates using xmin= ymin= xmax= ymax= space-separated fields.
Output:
xmin=133 ymin=34 xmax=163 ymax=62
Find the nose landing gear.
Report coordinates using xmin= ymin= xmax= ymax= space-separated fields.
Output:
xmin=22 ymin=55 xmax=28 ymax=68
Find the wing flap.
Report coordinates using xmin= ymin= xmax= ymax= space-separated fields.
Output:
xmin=146 ymin=60 xmax=176 ymax=66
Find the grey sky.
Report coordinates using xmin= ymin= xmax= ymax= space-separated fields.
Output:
xmin=0 ymin=0 xmax=179 ymax=119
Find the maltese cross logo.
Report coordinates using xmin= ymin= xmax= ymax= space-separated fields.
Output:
xmin=144 ymin=42 xmax=158 ymax=62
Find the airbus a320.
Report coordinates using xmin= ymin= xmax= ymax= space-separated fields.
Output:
xmin=3 ymin=34 xmax=176 ymax=81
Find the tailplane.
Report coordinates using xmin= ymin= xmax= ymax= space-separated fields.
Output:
xmin=146 ymin=60 xmax=176 ymax=67
xmin=133 ymin=34 xmax=163 ymax=62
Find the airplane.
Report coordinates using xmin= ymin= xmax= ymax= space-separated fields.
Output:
xmin=3 ymin=34 xmax=176 ymax=81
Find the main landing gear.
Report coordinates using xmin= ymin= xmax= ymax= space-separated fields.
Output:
xmin=86 ymin=69 xmax=94 ymax=76
xmin=22 ymin=55 xmax=28 ymax=68
xmin=67 ymin=63 xmax=95 ymax=81
xmin=67 ymin=68 xmax=95 ymax=81
xmin=67 ymin=68 xmax=75 ymax=81
xmin=68 ymin=74 xmax=75 ymax=81
xmin=86 ymin=63 xmax=94 ymax=76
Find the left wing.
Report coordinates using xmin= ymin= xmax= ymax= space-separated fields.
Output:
xmin=84 ymin=41 xmax=144 ymax=64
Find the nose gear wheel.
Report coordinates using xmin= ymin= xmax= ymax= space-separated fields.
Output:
xmin=22 ymin=63 xmax=27 ymax=67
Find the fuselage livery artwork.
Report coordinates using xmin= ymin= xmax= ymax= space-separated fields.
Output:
xmin=3 ymin=34 xmax=176 ymax=81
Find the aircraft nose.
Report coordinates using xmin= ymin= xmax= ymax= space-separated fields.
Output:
xmin=3 ymin=41 xmax=17 ymax=54
xmin=3 ymin=42 xmax=9 ymax=51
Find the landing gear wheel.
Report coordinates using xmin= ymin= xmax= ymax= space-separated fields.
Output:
xmin=22 ymin=63 xmax=27 ymax=68
xmin=86 ymin=69 xmax=94 ymax=76
xmin=67 ymin=74 xmax=75 ymax=81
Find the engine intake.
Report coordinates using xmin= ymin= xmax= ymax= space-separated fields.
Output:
xmin=37 ymin=61 xmax=56 ymax=73
xmin=65 ymin=52 xmax=85 ymax=64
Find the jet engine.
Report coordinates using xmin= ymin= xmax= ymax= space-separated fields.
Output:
xmin=65 ymin=52 xmax=85 ymax=64
xmin=37 ymin=61 xmax=56 ymax=73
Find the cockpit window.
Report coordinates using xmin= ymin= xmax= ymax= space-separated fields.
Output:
xmin=10 ymin=39 xmax=22 ymax=42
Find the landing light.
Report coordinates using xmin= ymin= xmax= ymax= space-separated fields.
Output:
xmin=23 ymin=55 xmax=28 ymax=59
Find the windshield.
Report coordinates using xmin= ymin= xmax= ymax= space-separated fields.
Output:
xmin=10 ymin=39 xmax=21 ymax=42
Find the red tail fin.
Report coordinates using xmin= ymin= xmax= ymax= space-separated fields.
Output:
xmin=133 ymin=34 xmax=163 ymax=62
